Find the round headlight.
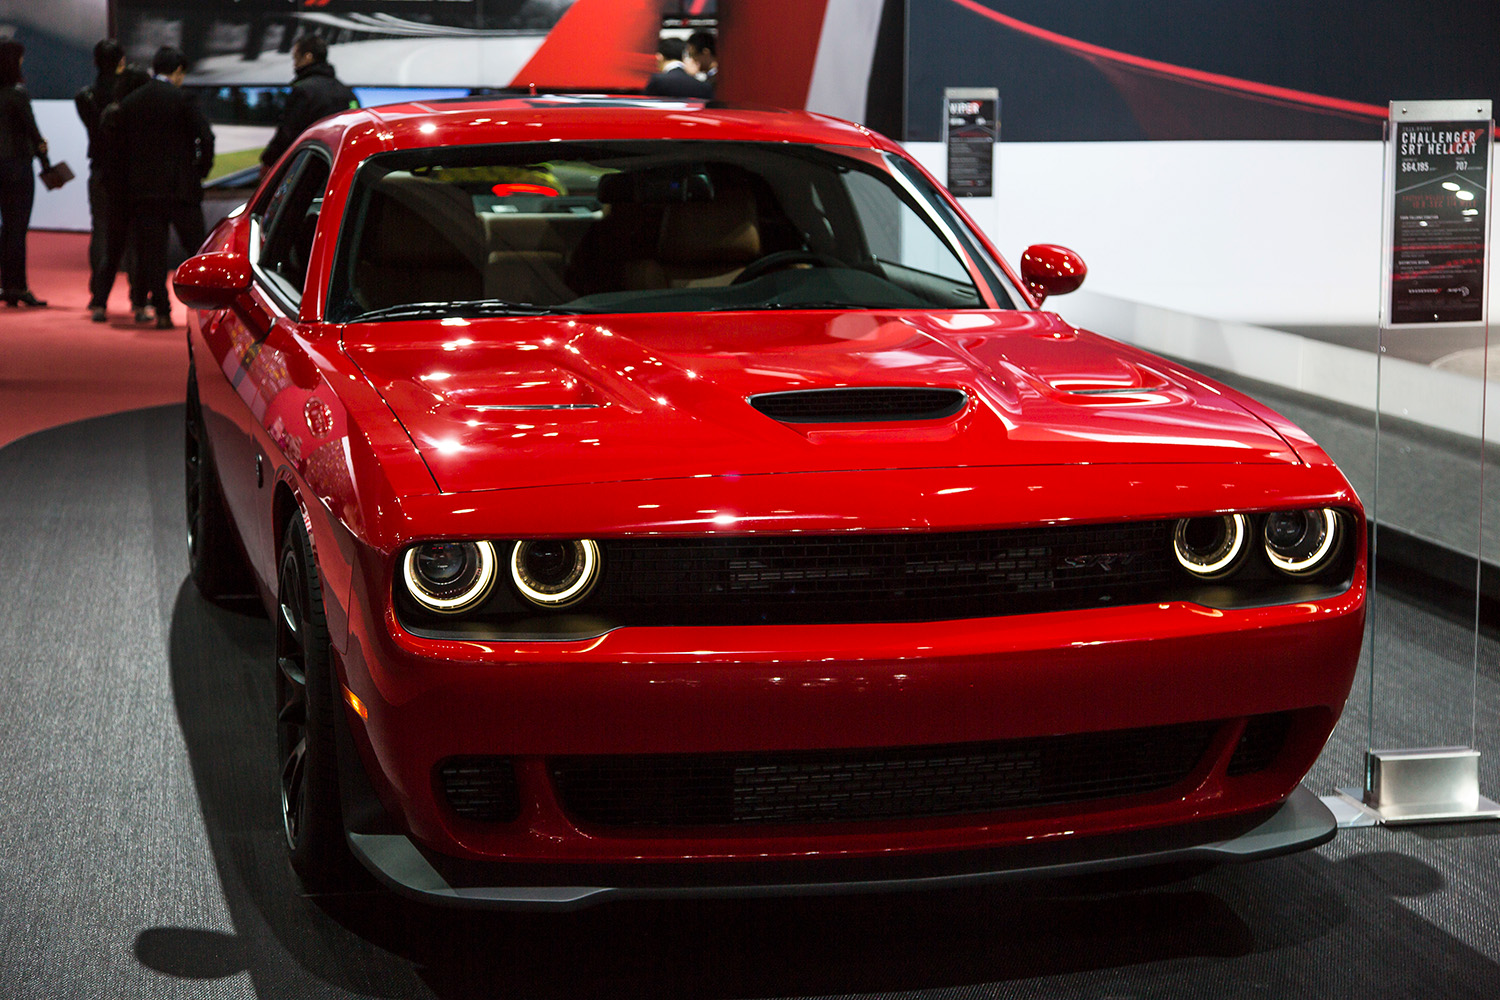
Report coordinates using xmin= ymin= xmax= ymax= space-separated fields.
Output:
xmin=1173 ymin=514 xmax=1249 ymax=578
xmin=511 ymin=539 xmax=600 ymax=607
xmin=1263 ymin=509 xmax=1341 ymax=575
xmin=402 ymin=540 xmax=497 ymax=613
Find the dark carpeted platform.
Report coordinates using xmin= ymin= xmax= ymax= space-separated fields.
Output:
xmin=3 ymin=405 xmax=1500 ymax=1000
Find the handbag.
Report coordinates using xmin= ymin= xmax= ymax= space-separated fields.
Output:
xmin=38 ymin=155 xmax=75 ymax=191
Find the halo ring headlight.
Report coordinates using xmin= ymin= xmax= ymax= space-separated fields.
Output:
xmin=511 ymin=539 xmax=600 ymax=607
xmin=403 ymin=540 xmax=497 ymax=614
xmin=1264 ymin=509 xmax=1342 ymax=575
xmin=1173 ymin=514 xmax=1248 ymax=578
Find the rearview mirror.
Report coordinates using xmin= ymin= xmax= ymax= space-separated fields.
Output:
xmin=1019 ymin=244 xmax=1087 ymax=305
xmin=597 ymin=166 xmax=715 ymax=204
xmin=174 ymin=251 xmax=251 ymax=310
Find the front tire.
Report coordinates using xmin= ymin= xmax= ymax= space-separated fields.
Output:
xmin=185 ymin=368 xmax=251 ymax=599
xmin=276 ymin=517 xmax=353 ymax=890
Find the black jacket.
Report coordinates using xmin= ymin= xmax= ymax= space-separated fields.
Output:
xmin=109 ymin=77 xmax=215 ymax=203
xmin=0 ymin=84 xmax=44 ymax=161
xmin=644 ymin=65 xmax=713 ymax=99
xmin=75 ymin=67 xmax=150 ymax=166
xmin=260 ymin=61 xmax=357 ymax=169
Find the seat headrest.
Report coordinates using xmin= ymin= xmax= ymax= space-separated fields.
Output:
xmin=363 ymin=175 xmax=485 ymax=266
xmin=596 ymin=170 xmax=633 ymax=205
xmin=657 ymin=184 xmax=761 ymax=265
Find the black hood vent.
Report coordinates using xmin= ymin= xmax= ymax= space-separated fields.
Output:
xmin=750 ymin=387 xmax=967 ymax=424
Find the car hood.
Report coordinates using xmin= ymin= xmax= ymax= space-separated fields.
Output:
xmin=343 ymin=309 xmax=1300 ymax=494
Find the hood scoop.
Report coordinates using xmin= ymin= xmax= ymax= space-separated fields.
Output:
xmin=750 ymin=387 xmax=968 ymax=424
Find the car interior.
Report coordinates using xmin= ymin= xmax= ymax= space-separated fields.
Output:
xmin=324 ymin=142 xmax=1003 ymax=321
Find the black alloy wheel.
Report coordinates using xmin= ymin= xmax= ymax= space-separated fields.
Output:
xmin=185 ymin=367 xmax=251 ymax=599
xmin=275 ymin=518 xmax=353 ymax=889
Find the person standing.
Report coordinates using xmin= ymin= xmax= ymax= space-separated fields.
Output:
xmin=0 ymin=39 xmax=48 ymax=307
xmin=76 ymin=39 xmax=149 ymax=322
xmin=111 ymin=47 xmax=213 ymax=329
xmin=644 ymin=37 xmax=711 ymax=99
xmin=685 ymin=31 xmax=718 ymax=94
xmin=259 ymin=34 xmax=356 ymax=173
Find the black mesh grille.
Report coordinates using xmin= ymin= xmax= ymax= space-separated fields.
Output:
xmin=591 ymin=522 xmax=1176 ymax=625
xmin=1226 ymin=712 xmax=1293 ymax=776
xmin=438 ymin=757 xmax=520 ymax=822
xmin=750 ymin=387 xmax=968 ymax=423
xmin=550 ymin=722 xmax=1219 ymax=828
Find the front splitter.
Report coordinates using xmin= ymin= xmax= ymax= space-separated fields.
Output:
xmin=346 ymin=785 xmax=1336 ymax=910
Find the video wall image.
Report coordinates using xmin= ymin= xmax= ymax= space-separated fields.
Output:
xmin=111 ymin=0 xmax=657 ymax=91
xmin=904 ymin=0 xmax=1500 ymax=141
xmin=114 ymin=0 xmax=563 ymax=88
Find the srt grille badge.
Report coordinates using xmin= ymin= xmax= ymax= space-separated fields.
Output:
xmin=1062 ymin=552 xmax=1138 ymax=572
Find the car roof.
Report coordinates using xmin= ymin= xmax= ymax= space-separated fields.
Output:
xmin=319 ymin=95 xmax=894 ymax=157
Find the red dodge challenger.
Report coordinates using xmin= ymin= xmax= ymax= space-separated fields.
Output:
xmin=175 ymin=96 xmax=1365 ymax=907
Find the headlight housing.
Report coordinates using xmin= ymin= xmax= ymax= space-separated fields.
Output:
xmin=1173 ymin=514 xmax=1249 ymax=578
xmin=510 ymin=539 xmax=601 ymax=607
xmin=1263 ymin=508 xmax=1342 ymax=575
xmin=1172 ymin=508 xmax=1348 ymax=583
xmin=402 ymin=540 xmax=497 ymax=614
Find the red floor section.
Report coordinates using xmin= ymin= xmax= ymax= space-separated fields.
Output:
xmin=0 ymin=230 xmax=186 ymax=449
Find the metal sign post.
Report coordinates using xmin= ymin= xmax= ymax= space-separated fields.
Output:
xmin=1328 ymin=99 xmax=1499 ymax=827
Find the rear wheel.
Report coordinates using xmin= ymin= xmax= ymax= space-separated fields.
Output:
xmin=276 ymin=517 xmax=354 ymax=890
xmin=185 ymin=368 xmax=251 ymax=599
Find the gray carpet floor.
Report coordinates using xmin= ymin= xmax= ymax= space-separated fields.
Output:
xmin=3 ymin=404 xmax=1499 ymax=1000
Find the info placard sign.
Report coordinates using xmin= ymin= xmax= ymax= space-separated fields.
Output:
xmin=943 ymin=88 xmax=999 ymax=198
xmin=1384 ymin=100 xmax=1493 ymax=326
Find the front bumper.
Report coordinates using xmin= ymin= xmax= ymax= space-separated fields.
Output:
xmin=341 ymin=580 xmax=1363 ymax=844
xmin=346 ymin=785 xmax=1337 ymax=910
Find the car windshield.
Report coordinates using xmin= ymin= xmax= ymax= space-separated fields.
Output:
xmin=327 ymin=140 xmax=1018 ymax=322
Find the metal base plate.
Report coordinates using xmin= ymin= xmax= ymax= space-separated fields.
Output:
xmin=1321 ymin=791 xmax=1382 ymax=828
xmin=1328 ymin=787 xmax=1500 ymax=826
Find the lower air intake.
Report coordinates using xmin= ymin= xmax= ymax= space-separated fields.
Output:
xmin=1226 ymin=712 xmax=1293 ymax=776
xmin=551 ymin=721 xmax=1219 ymax=828
xmin=438 ymin=756 xmax=520 ymax=822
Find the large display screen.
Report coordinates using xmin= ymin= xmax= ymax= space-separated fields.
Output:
xmin=107 ymin=0 xmax=657 ymax=92
xmin=0 ymin=0 xmax=110 ymax=99
xmin=111 ymin=0 xmax=567 ymax=88
xmin=904 ymin=0 xmax=1500 ymax=142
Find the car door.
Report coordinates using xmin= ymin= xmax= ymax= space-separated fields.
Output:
xmin=203 ymin=147 xmax=333 ymax=586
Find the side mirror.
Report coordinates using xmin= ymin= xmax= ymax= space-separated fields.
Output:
xmin=1019 ymin=244 xmax=1086 ymax=305
xmin=173 ymin=251 xmax=251 ymax=310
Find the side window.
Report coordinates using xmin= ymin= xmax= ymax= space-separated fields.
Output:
xmin=252 ymin=151 xmax=308 ymax=262
xmin=255 ymin=150 xmax=332 ymax=308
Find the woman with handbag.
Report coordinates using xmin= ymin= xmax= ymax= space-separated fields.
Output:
xmin=0 ymin=38 xmax=48 ymax=307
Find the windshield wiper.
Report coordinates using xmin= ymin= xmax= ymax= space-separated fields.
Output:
xmin=351 ymin=299 xmax=588 ymax=322
xmin=696 ymin=300 xmax=852 ymax=313
xmin=766 ymin=300 xmax=872 ymax=310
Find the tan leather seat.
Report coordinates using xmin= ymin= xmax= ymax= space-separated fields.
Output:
xmin=479 ymin=215 xmax=573 ymax=305
xmin=626 ymin=182 xmax=762 ymax=289
xmin=566 ymin=200 xmax=664 ymax=295
xmin=355 ymin=175 xmax=486 ymax=311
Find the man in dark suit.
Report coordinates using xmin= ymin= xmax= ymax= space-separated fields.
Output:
xmin=259 ymin=34 xmax=357 ymax=174
xmin=110 ymin=46 xmax=214 ymax=328
xmin=685 ymin=31 xmax=718 ymax=95
xmin=76 ymin=39 xmax=150 ymax=322
xmin=644 ymin=37 xmax=712 ymax=99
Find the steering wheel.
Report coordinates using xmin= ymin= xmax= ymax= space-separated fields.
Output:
xmin=732 ymin=250 xmax=844 ymax=284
